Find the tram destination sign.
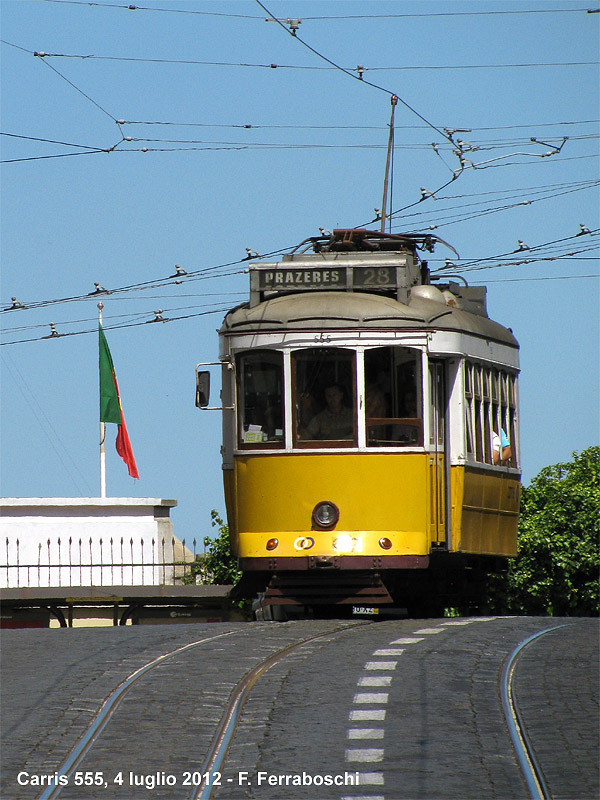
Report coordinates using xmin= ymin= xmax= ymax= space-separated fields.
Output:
xmin=257 ymin=265 xmax=398 ymax=292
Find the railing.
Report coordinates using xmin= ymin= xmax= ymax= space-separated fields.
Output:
xmin=2 ymin=535 xmax=205 ymax=588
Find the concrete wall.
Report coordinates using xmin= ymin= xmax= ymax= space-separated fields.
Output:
xmin=0 ymin=498 xmax=195 ymax=588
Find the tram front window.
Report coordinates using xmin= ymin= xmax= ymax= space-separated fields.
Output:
xmin=293 ymin=348 xmax=356 ymax=446
xmin=236 ymin=351 xmax=284 ymax=447
xmin=365 ymin=346 xmax=422 ymax=447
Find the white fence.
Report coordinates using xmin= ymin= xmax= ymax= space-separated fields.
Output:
xmin=0 ymin=498 xmax=199 ymax=588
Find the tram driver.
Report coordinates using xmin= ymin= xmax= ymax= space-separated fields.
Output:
xmin=306 ymin=384 xmax=354 ymax=440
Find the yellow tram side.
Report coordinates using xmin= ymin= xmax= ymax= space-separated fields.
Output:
xmin=199 ymin=230 xmax=521 ymax=614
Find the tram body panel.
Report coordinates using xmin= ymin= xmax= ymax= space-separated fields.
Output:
xmin=226 ymin=457 xmax=519 ymax=564
xmin=230 ymin=452 xmax=430 ymax=560
xmin=453 ymin=465 xmax=520 ymax=556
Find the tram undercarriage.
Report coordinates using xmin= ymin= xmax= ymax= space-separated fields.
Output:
xmin=237 ymin=553 xmax=507 ymax=620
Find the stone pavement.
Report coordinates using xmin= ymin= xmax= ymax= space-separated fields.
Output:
xmin=1 ymin=617 xmax=598 ymax=800
xmin=514 ymin=619 xmax=599 ymax=800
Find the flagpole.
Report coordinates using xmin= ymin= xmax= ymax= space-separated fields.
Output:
xmin=98 ymin=302 xmax=106 ymax=498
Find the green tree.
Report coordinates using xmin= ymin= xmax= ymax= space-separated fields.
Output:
xmin=490 ymin=446 xmax=599 ymax=616
xmin=201 ymin=510 xmax=242 ymax=586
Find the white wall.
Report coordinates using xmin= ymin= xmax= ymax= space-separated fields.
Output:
xmin=0 ymin=498 xmax=195 ymax=588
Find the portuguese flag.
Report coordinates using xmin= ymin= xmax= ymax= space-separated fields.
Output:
xmin=99 ymin=324 xmax=139 ymax=480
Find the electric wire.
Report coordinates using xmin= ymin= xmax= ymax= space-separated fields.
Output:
xmin=1 ymin=350 xmax=95 ymax=494
xmin=3 ymin=228 xmax=596 ymax=345
xmin=36 ymin=57 xmax=119 ymax=124
xmin=40 ymin=1 xmax=595 ymax=19
xmin=255 ymin=0 xmax=452 ymax=143
xmin=8 ymin=47 xmax=596 ymax=72
xmin=392 ymin=181 xmax=600 ymax=232
xmin=112 ymin=119 xmax=599 ymax=132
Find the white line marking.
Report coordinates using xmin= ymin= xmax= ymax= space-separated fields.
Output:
xmin=353 ymin=692 xmax=389 ymax=704
xmin=350 ymin=709 xmax=386 ymax=721
xmin=373 ymin=648 xmax=405 ymax=656
xmin=348 ymin=728 xmax=385 ymax=739
xmin=358 ymin=676 xmax=392 ymax=687
xmin=342 ymin=797 xmax=385 ymax=800
xmin=389 ymin=636 xmax=424 ymax=644
xmin=342 ymin=797 xmax=384 ymax=800
xmin=441 ymin=619 xmax=475 ymax=626
xmin=365 ymin=661 xmax=397 ymax=670
xmin=342 ymin=796 xmax=384 ymax=800
xmin=346 ymin=748 xmax=385 ymax=762
xmin=413 ymin=627 xmax=444 ymax=634
xmin=356 ymin=772 xmax=385 ymax=785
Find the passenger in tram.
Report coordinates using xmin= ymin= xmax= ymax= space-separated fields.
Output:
xmin=392 ymin=387 xmax=420 ymax=444
xmin=492 ymin=427 xmax=512 ymax=465
xmin=306 ymin=384 xmax=354 ymax=440
xmin=365 ymin=378 xmax=387 ymax=443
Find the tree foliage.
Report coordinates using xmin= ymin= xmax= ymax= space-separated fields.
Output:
xmin=200 ymin=510 xmax=242 ymax=586
xmin=490 ymin=446 xmax=599 ymax=616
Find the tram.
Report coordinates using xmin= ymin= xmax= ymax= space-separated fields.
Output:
xmin=196 ymin=229 xmax=520 ymax=616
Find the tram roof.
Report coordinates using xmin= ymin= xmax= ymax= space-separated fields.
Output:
xmin=220 ymin=288 xmax=519 ymax=348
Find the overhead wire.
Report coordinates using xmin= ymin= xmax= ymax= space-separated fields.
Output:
xmin=1 ymin=350 xmax=95 ymax=493
xmin=7 ymin=46 xmax=596 ymax=72
xmin=392 ymin=180 xmax=600 ymax=231
xmin=0 ymin=305 xmax=233 ymax=346
xmin=3 ymin=227 xmax=597 ymax=344
xmin=254 ymin=0 xmax=452 ymax=143
xmin=40 ymin=1 xmax=595 ymax=19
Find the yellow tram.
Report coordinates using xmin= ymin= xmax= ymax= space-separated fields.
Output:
xmin=197 ymin=229 xmax=520 ymax=616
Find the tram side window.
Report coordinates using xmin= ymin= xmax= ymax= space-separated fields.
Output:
xmin=236 ymin=351 xmax=284 ymax=448
xmin=364 ymin=346 xmax=422 ymax=447
xmin=464 ymin=363 xmax=475 ymax=457
xmin=464 ymin=360 xmax=518 ymax=467
xmin=293 ymin=348 xmax=356 ymax=446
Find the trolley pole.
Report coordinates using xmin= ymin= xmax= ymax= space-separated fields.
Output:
xmin=380 ymin=94 xmax=398 ymax=234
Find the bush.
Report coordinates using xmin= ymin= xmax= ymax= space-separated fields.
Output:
xmin=201 ymin=510 xmax=242 ymax=586
xmin=489 ymin=446 xmax=599 ymax=616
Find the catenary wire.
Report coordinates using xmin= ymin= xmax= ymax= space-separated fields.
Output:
xmin=255 ymin=0 xmax=452 ymax=143
xmin=11 ymin=48 xmax=597 ymax=72
xmin=39 ymin=1 xmax=595 ymax=20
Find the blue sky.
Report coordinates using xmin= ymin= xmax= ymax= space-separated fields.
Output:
xmin=1 ymin=0 xmax=598 ymax=545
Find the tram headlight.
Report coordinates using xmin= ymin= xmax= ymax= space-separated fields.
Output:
xmin=379 ymin=537 xmax=393 ymax=550
xmin=266 ymin=538 xmax=279 ymax=551
xmin=333 ymin=533 xmax=352 ymax=552
xmin=312 ymin=501 xmax=339 ymax=530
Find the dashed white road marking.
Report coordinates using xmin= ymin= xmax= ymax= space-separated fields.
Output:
xmin=389 ymin=636 xmax=424 ymax=644
xmin=350 ymin=709 xmax=386 ymax=721
xmin=358 ymin=675 xmax=392 ymax=687
xmin=342 ymin=796 xmax=384 ymax=800
xmin=413 ymin=627 xmax=444 ymax=634
xmin=356 ymin=772 xmax=385 ymax=785
xmin=347 ymin=728 xmax=385 ymax=739
xmin=441 ymin=619 xmax=475 ymax=626
xmin=353 ymin=692 xmax=389 ymax=704
xmin=373 ymin=648 xmax=405 ymax=656
xmin=365 ymin=660 xmax=397 ymax=670
xmin=345 ymin=748 xmax=385 ymax=762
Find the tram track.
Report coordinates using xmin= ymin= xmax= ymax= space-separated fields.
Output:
xmin=6 ymin=617 xmax=593 ymax=800
xmin=191 ymin=623 xmax=364 ymax=800
xmin=500 ymin=624 xmax=569 ymax=800
xmin=36 ymin=630 xmax=238 ymax=800
xmin=31 ymin=621 xmax=366 ymax=800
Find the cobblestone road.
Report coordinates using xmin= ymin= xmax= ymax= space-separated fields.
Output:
xmin=1 ymin=617 xmax=597 ymax=800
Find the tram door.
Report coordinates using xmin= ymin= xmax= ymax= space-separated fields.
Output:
xmin=429 ymin=360 xmax=447 ymax=545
